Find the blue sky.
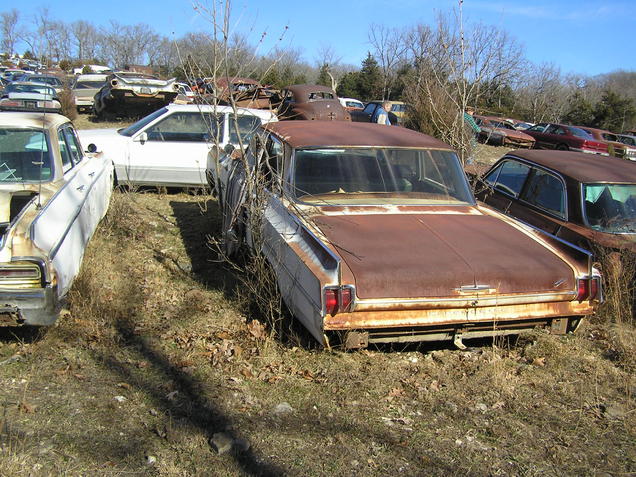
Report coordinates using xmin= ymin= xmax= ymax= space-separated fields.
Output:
xmin=8 ymin=0 xmax=635 ymax=76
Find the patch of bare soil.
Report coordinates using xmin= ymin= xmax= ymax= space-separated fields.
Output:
xmin=0 ymin=191 xmax=634 ymax=476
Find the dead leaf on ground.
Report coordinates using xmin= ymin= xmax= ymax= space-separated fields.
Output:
xmin=117 ymin=382 xmax=132 ymax=390
xmin=247 ymin=320 xmax=267 ymax=340
xmin=240 ymin=367 xmax=254 ymax=379
xmin=532 ymin=357 xmax=546 ymax=367
xmin=18 ymin=401 xmax=36 ymax=413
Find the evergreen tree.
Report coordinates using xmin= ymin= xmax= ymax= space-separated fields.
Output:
xmin=563 ymin=91 xmax=595 ymax=126
xmin=316 ymin=63 xmax=331 ymax=87
xmin=336 ymin=71 xmax=362 ymax=99
xmin=357 ymin=52 xmax=382 ymax=101
xmin=592 ymin=89 xmax=636 ymax=132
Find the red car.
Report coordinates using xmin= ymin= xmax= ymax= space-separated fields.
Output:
xmin=524 ymin=123 xmax=608 ymax=155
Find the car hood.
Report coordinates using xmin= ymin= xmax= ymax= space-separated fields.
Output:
xmin=312 ymin=211 xmax=576 ymax=299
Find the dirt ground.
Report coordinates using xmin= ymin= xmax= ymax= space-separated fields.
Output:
xmin=0 ymin=115 xmax=633 ymax=476
xmin=0 ymin=188 xmax=634 ymax=476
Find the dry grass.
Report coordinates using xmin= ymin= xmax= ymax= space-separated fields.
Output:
xmin=0 ymin=190 xmax=634 ymax=476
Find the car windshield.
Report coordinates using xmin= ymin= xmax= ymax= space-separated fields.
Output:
xmin=583 ymin=183 xmax=636 ymax=233
xmin=118 ymin=107 xmax=167 ymax=137
xmin=29 ymin=76 xmax=61 ymax=86
xmin=292 ymin=147 xmax=474 ymax=205
xmin=73 ymin=81 xmax=106 ymax=89
xmin=0 ymin=128 xmax=53 ymax=182
xmin=6 ymin=83 xmax=56 ymax=97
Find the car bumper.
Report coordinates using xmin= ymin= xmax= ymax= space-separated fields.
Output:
xmin=571 ymin=147 xmax=609 ymax=156
xmin=0 ymin=285 xmax=59 ymax=326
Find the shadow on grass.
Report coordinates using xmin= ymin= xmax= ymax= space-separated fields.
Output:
xmin=93 ymin=316 xmax=288 ymax=476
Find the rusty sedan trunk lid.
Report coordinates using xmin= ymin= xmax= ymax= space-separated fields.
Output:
xmin=312 ymin=212 xmax=575 ymax=300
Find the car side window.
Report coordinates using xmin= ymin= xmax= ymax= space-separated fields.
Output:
xmin=62 ymin=127 xmax=83 ymax=165
xmin=546 ymin=125 xmax=566 ymax=135
xmin=527 ymin=123 xmax=547 ymax=132
xmin=521 ymin=168 xmax=566 ymax=218
xmin=57 ymin=129 xmax=73 ymax=172
xmin=145 ymin=112 xmax=221 ymax=142
xmin=228 ymin=114 xmax=261 ymax=145
xmin=262 ymin=137 xmax=283 ymax=191
xmin=489 ymin=160 xmax=531 ymax=198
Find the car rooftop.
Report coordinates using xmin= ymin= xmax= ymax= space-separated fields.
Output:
xmin=0 ymin=111 xmax=68 ymax=128
xmin=263 ymin=120 xmax=454 ymax=149
xmin=505 ymin=149 xmax=636 ymax=183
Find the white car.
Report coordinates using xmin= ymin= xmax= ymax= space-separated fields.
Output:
xmin=78 ymin=104 xmax=277 ymax=188
xmin=72 ymin=74 xmax=109 ymax=112
xmin=0 ymin=112 xmax=113 ymax=325
xmin=338 ymin=97 xmax=364 ymax=110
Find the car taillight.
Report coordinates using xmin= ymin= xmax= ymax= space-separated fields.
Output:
xmin=576 ymin=278 xmax=589 ymax=301
xmin=1 ymin=100 xmax=21 ymax=107
xmin=38 ymin=100 xmax=57 ymax=109
xmin=324 ymin=286 xmax=355 ymax=315
xmin=576 ymin=277 xmax=601 ymax=301
xmin=325 ymin=288 xmax=338 ymax=315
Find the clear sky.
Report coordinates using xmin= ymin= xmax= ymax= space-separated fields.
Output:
xmin=8 ymin=0 xmax=635 ymax=77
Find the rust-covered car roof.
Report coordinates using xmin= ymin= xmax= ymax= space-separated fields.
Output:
xmin=287 ymin=84 xmax=337 ymax=101
xmin=506 ymin=149 xmax=636 ymax=183
xmin=263 ymin=121 xmax=453 ymax=149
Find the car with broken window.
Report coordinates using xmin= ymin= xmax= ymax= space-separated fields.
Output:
xmin=473 ymin=115 xmax=535 ymax=148
xmin=93 ymin=72 xmax=180 ymax=118
xmin=275 ymin=84 xmax=351 ymax=121
xmin=0 ymin=111 xmax=114 ymax=326
xmin=214 ymin=121 xmax=601 ymax=348
xmin=210 ymin=77 xmax=274 ymax=109
xmin=474 ymin=149 xmax=636 ymax=252
xmin=78 ymin=104 xmax=277 ymax=188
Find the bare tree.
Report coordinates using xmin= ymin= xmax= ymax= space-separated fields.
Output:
xmin=101 ymin=21 xmax=159 ymax=68
xmin=403 ymin=6 xmax=524 ymax=161
xmin=70 ymin=20 xmax=99 ymax=61
xmin=368 ymin=24 xmax=407 ymax=99
xmin=1 ymin=9 xmax=20 ymax=55
xmin=515 ymin=63 xmax=568 ymax=123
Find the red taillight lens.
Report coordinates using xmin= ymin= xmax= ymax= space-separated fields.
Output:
xmin=325 ymin=288 xmax=338 ymax=315
xmin=590 ymin=277 xmax=599 ymax=300
xmin=340 ymin=287 xmax=353 ymax=312
xmin=576 ymin=278 xmax=590 ymax=301
xmin=324 ymin=286 xmax=355 ymax=315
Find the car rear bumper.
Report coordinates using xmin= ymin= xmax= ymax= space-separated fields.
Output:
xmin=571 ymin=147 xmax=609 ymax=156
xmin=0 ymin=285 xmax=59 ymax=326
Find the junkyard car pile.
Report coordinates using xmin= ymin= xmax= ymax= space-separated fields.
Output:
xmin=0 ymin=111 xmax=113 ymax=325
xmin=211 ymin=121 xmax=602 ymax=348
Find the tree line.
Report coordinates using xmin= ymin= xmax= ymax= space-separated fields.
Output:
xmin=2 ymin=5 xmax=635 ymax=146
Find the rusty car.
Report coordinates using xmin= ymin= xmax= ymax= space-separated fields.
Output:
xmin=473 ymin=115 xmax=535 ymax=148
xmin=474 ymin=149 xmax=636 ymax=253
xmin=209 ymin=76 xmax=274 ymax=109
xmin=578 ymin=126 xmax=636 ymax=161
xmin=275 ymin=84 xmax=351 ymax=121
xmin=213 ymin=121 xmax=601 ymax=348
xmin=93 ymin=72 xmax=180 ymax=118
xmin=0 ymin=111 xmax=113 ymax=325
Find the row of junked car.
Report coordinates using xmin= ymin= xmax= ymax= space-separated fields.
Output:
xmin=473 ymin=114 xmax=636 ymax=161
xmin=2 ymin=99 xmax=634 ymax=349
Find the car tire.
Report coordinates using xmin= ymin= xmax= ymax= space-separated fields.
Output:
xmin=556 ymin=143 xmax=569 ymax=151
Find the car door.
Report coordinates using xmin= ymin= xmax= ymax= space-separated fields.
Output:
xmin=508 ymin=167 xmax=566 ymax=235
xmin=31 ymin=127 xmax=89 ymax=297
xmin=476 ymin=159 xmax=532 ymax=214
xmin=125 ymin=111 xmax=223 ymax=187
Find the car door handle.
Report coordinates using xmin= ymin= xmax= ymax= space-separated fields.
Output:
xmin=77 ymin=184 xmax=86 ymax=192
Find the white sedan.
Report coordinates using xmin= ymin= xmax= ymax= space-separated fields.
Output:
xmin=0 ymin=112 xmax=113 ymax=325
xmin=78 ymin=104 xmax=277 ymax=188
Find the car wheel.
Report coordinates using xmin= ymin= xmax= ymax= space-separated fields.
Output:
xmin=556 ymin=143 xmax=569 ymax=151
